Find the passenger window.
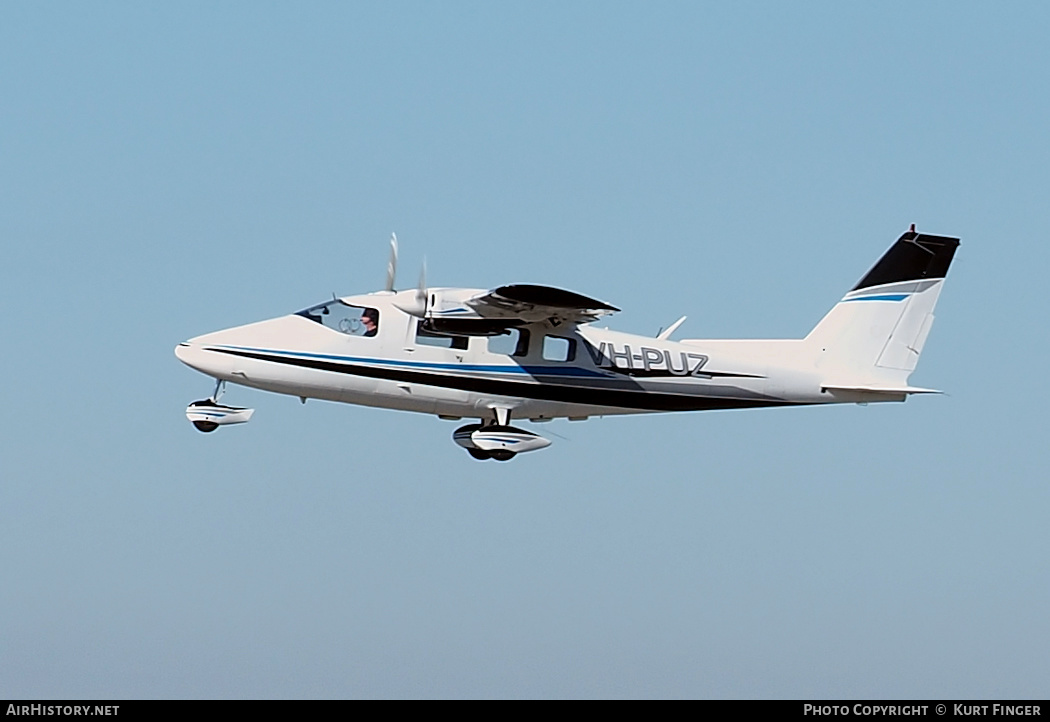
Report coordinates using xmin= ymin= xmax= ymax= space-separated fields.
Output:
xmin=416 ymin=321 xmax=469 ymax=350
xmin=487 ymin=328 xmax=530 ymax=357
xmin=542 ymin=335 xmax=575 ymax=362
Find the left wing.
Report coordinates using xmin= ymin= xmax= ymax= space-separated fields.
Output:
xmin=465 ymin=284 xmax=619 ymax=326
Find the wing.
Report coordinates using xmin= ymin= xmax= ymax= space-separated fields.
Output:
xmin=466 ymin=284 xmax=619 ymax=326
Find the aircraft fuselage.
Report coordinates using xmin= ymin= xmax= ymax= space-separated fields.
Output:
xmin=175 ymin=288 xmax=839 ymax=425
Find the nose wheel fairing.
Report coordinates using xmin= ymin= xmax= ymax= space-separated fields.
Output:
xmin=184 ymin=380 xmax=255 ymax=433
xmin=185 ymin=399 xmax=255 ymax=432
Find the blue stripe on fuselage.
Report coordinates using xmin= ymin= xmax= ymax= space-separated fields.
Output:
xmin=207 ymin=344 xmax=608 ymax=378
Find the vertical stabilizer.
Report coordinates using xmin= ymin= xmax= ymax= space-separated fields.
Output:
xmin=806 ymin=230 xmax=959 ymax=386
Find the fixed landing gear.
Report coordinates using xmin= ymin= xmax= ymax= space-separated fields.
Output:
xmin=452 ymin=412 xmax=550 ymax=461
xmin=185 ymin=380 xmax=255 ymax=433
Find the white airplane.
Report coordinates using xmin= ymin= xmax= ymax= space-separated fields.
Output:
xmin=176 ymin=227 xmax=959 ymax=461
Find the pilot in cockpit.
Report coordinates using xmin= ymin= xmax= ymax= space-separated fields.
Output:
xmin=361 ymin=308 xmax=379 ymax=337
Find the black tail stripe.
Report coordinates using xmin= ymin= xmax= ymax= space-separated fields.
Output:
xmin=852 ymin=232 xmax=960 ymax=291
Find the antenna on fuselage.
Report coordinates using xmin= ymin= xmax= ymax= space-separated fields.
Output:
xmin=656 ymin=316 xmax=687 ymax=340
xmin=384 ymin=233 xmax=398 ymax=292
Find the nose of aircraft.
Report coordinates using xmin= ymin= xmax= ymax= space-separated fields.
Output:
xmin=175 ymin=326 xmax=240 ymax=376
xmin=174 ymin=340 xmax=214 ymax=375
xmin=175 ymin=316 xmax=288 ymax=379
xmin=176 ymin=315 xmax=298 ymax=379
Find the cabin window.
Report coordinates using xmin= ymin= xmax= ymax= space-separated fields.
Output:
xmin=542 ymin=335 xmax=576 ymax=362
xmin=296 ymin=301 xmax=379 ymax=337
xmin=487 ymin=328 xmax=530 ymax=357
xmin=415 ymin=321 xmax=469 ymax=350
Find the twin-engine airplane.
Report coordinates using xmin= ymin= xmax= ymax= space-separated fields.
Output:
xmin=176 ymin=227 xmax=959 ymax=461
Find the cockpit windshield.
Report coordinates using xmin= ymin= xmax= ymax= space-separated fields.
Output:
xmin=296 ymin=300 xmax=380 ymax=337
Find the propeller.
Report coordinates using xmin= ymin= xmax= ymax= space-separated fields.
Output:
xmin=384 ymin=233 xmax=430 ymax=317
xmin=394 ymin=254 xmax=431 ymax=318
xmin=384 ymin=233 xmax=398 ymax=292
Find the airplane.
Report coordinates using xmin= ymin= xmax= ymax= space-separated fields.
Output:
xmin=175 ymin=226 xmax=959 ymax=461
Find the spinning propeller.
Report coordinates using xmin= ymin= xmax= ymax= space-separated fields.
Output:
xmin=386 ymin=233 xmax=430 ymax=318
xmin=384 ymin=233 xmax=398 ymax=292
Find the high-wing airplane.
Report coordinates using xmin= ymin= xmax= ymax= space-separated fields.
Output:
xmin=175 ymin=227 xmax=959 ymax=461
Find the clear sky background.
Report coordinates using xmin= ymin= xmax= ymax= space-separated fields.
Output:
xmin=2 ymin=2 xmax=1047 ymax=699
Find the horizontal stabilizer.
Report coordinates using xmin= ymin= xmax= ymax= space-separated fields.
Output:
xmin=821 ymin=384 xmax=942 ymax=395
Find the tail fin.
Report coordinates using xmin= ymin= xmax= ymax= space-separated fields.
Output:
xmin=806 ymin=229 xmax=960 ymax=389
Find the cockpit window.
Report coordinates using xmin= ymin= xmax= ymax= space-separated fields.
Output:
xmin=296 ymin=301 xmax=379 ymax=337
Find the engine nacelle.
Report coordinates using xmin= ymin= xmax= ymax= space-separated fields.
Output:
xmin=186 ymin=400 xmax=255 ymax=432
xmin=453 ymin=423 xmax=552 ymax=458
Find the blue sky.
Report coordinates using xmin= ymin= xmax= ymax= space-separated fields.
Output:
xmin=2 ymin=2 xmax=1047 ymax=698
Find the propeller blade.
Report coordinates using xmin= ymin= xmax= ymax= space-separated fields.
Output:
xmin=394 ymin=259 xmax=430 ymax=317
xmin=384 ymin=233 xmax=398 ymax=292
xmin=416 ymin=257 xmax=427 ymax=308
